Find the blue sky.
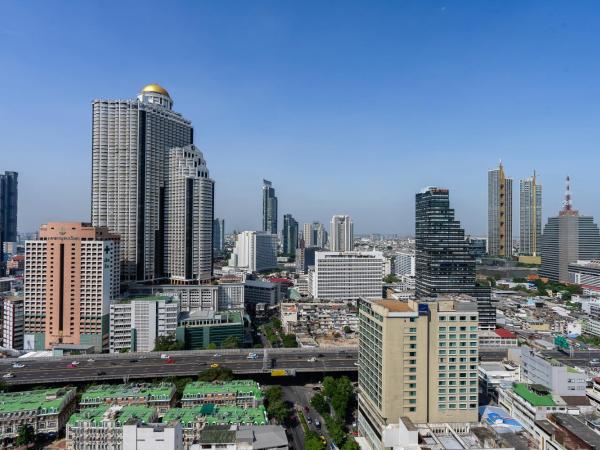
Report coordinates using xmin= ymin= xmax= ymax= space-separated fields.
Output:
xmin=2 ymin=1 xmax=600 ymax=235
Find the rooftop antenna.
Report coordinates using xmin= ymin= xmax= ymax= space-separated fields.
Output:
xmin=560 ymin=175 xmax=578 ymax=216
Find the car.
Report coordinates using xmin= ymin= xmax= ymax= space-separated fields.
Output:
xmin=318 ymin=353 xmax=325 ymax=358
xmin=97 ymin=371 xmax=106 ymax=376
xmin=11 ymin=363 xmax=24 ymax=368
xmin=67 ymin=363 xmax=77 ymax=368
xmin=166 ymin=357 xmax=175 ymax=364
xmin=3 ymin=373 xmax=14 ymax=378
xmin=129 ymin=359 xmax=139 ymax=363
xmin=71 ymin=361 xmax=80 ymax=366
xmin=304 ymin=406 xmax=309 ymax=413
xmin=213 ymin=353 xmax=222 ymax=357
xmin=160 ymin=354 xmax=170 ymax=359
xmin=315 ymin=419 xmax=321 ymax=429
xmin=306 ymin=416 xmax=312 ymax=423
xmin=354 ymin=362 xmax=359 ymax=366
xmin=87 ymin=358 xmax=95 ymax=363
xmin=210 ymin=363 xmax=220 ymax=368
xmin=319 ymin=435 xmax=326 ymax=444
xmin=312 ymin=386 xmax=322 ymax=391
xmin=247 ymin=353 xmax=258 ymax=359
xmin=308 ymin=357 xmax=316 ymax=362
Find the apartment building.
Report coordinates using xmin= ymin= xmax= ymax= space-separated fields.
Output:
xmin=80 ymin=383 xmax=176 ymax=416
xmin=181 ymin=380 xmax=263 ymax=408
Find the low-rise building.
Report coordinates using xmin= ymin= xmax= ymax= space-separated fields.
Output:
xmin=80 ymin=383 xmax=176 ymax=415
xmin=2 ymin=295 xmax=24 ymax=350
xmin=0 ymin=387 xmax=77 ymax=439
xmin=279 ymin=301 xmax=358 ymax=334
xmin=181 ymin=381 xmax=263 ymax=408
xmin=535 ymin=413 xmax=600 ymax=450
xmin=123 ymin=422 xmax=184 ymax=450
xmin=244 ymin=280 xmax=280 ymax=309
xmin=67 ymin=405 xmax=158 ymax=450
xmin=109 ymin=296 xmax=179 ymax=353
xmin=176 ymin=310 xmax=244 ymax=350
xmin=479 ymin=328 xmax=519 ymax=348
xmin=478 ymin=361 xmax=520 ymax=403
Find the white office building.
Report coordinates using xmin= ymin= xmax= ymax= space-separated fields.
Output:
xmin=2 ymin=296 xmax=23 ymax=350
xmin=229 ymin=231 xmax=277 ymax=273
xmin=109 ymin=296 xmax=179 ymax=353
xmin=330 ymin=215 xmax=354 ymax=252
xmin=164 ymin=145 xmax=214 ymax=283
xmin=122 ymin=423 xmax=183 ymax=450
xmin=309 ymin=251 xmax=383 ymax=300
xmin=394 ymin=251 xmax=415 ymax=277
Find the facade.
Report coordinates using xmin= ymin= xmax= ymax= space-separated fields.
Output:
xmin=488 ymin=162 xmax=513 ymax=258
xmin=519 ymin=172 xmax=542 ymax=257
xmin=282 ymin=214 xmax=298 ymax=257
xmin=109 ymin=296 xmax=179 ymax=353
xmin=569 ymin=260 xmax=600 ymax=294
xmin=539 ymin=186 xmax=600 ymax=282
xmin=80 ymin=383 xmax=176 ymax=414
xmin=213 ymin=218 xmax=225 ymax=255
xmin=262 ymin=180 xmax=278 ymax=235
xmin=330 ymin=215 xmax=354 ymax=252
xmin=140 ymin=283 xmax=244 ymax=312
xmin=0 ymin=387 xmax=77 ymax=440
xmin=164 ymin=145 xmax=214 ymax=284
xmin=2 ymin=295 xmax=23 ymax=350
xmin=582 ymin=303 xmax=600 ymax=338
xmin=244 ymin=279 xmax=280 ymax=308
xmin=280 ymin=301 xmax=358 ymax=334
xmin=122 ymin=423 xmax=184 ymax=450
xmin=394 ymin=251 xmax=415 ymax=277
xmin=295 ymin=246 xmax=318 ymax=274
xmin=181 ymin=381 xmax=263 ymax=408
xmin=303 ymin=222 xmax=327 ymax=248
xmin=520 ymin=347 xmax=586 ymax=397
xmin=0 ymin=171 xmax=18 ymax=243
xmin=309 ymin=251 xmax=383 ymax=300
xmin=24 ymin=222 xmax=120 ymax=351
xmin=229 ymin=231 xmax=277 ymax=273
xmin=91 ymin=84 xmax=194 ymax=281
xmin=176 ymin=310 xmax=244 ymax=349
xmin=415 ymin=187 xmax=494 ymax=329
xmin=358 ymin=297 xmax=479 ymax=450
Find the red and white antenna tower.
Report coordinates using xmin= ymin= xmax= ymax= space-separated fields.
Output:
xmin=560 ymin=175 xmax=578 ymax=216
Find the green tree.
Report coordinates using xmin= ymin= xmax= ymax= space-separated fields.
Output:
xmin=323 ymin=376 xmax=336 ymax=398
xmin=305 ymin=432 xmax=326 ymax=450
xmin=221 ymin=336 xmax=240 ymax=349
xmin=383 ymin=274 xmax=399 ymax=283
xmin=486 ymin=276 xmax=497 ymax=287
xmin=281 ymin=334 xmax=298 ymax=348
xmin=153 ymin=334 xmax=184 ymax=352
xmin=310 ymin=392 xmax=329 ymax=415
xmin=343 ymin=325 xmax=353 ymax=334
xmin=265 ymin=386 xmax=283 ymax=404
xmin=342 ymin=437 xmax=361 ymax=450
xmin=16 ymin=424 xmax=35 ymax=446
xmin=197 ymin=367 xmax=233 ymax=382
xmin=271 ymin=318 xmax=282 ymax=330
xmin=206 ymin=343 xmax=218 ymax=350
xmin=324 ymin=414 xmax=346 ymax=447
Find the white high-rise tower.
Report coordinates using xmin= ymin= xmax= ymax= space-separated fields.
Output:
xmin=330 ymin=215 xmax=354 ymax=252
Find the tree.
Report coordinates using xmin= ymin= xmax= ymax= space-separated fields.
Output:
xmin=206 ymin=343 xmax=218 ymax=350
xmin=265 ymin=386 xmax=283 ymax=404
xmin=383 ymin=274 xmax=399 ymax=284
xmin=324 ymin=414 xmax=346 ymax=447
xmin=310 ymin=392 xmax=329 ymax=415
xmin=221 ymin=336 xmax=240 ymax=349
xmin=342 ymin=437 xmax=361 ymax=450
xmin=282 ymin=334 xmax=298 ymax=348
xmin=305 ymin=432 xmax=326 ymax=450
xmin=153 ymin=334 xmax=184 ymax=352
xmin=197 ymin=367 xmax=233 ymax=382
xmin=271 ymin=318 xmax=282 ymax=330
xmin=16 ymin=424 xmax=35 ymax=446
xmin=343 ymin=325 xmax=353 ymax=334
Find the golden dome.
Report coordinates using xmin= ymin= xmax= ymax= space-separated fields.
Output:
xmin=141 ymin=83 xmax=170 ymax=98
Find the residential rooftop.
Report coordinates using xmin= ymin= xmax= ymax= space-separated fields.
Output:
xmin=182 ymin=380 xmax=263 ymax=400
xmin=0 ymin=387 xmax=76 ymax=416
xmin=68 ymin=405 xmax=157 ymax=427
xmin=373 ymin=299 xmax=414 ymax=312
xmin=513 ymin=383 xmax=556 ymax=407
xmin=80 ymin=383 xmax=176 ymax=404
xmin=163 ymin=404 xmax=267 ymax=427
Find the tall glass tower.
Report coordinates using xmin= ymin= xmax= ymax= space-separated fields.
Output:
xmin=520 ymin=172 xmax=542 ymax=257
xmin=488 ymin=162 xmax=513 ymax=257
xmin=262 ymin=180 xmax=278 ymax=235
xmin=415 ymin=187 xmax=494 ymax=329
xmin=0 ymin=171 xmax=18 ymax=242
xmin=282 ymin=214 xmax=299 ymax=256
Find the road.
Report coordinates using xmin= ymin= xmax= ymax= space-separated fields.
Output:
xmin=283 ymin=385 xmax=329 ymax=450
xmin=0 ymin=348 xmax=358 ymax=386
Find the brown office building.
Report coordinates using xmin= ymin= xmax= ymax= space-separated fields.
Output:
xmin=24 ymin=222 xmax=120 ymax=351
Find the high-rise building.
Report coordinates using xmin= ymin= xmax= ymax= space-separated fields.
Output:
xmin=213 ymin=218 xmax=225 ymax=255
xmin=0 ymin=171 xmax=18 ymax=243
xmin=330 ymin=215 xmax=354 ymax=252
xmin=282 ymin=214 xmax=298 ymax=257
xmin=24 ymin=222 xmax=120 ymax=351
xmin=358 ymin=297 xmax=479 ymax=450
xmin=415 ymin=187 xmax=494 ymax=329
xmin=262 ymin=180 xmax=278 ymax=235
xmin=394 ymin=251 xmax=415 ymax=277
xmin=109 ymin=295 xmax=179 ymax=353
xmin=296 ymin=246 xmax=318 ymax=274
xmin=91 ymin=84 xmax=194 ymax=281
xmin=303 ymin=222 xmax=327 ymax=248
xmin=488 ymin=162 xmax=513 ymax=258
xmin=539 ymin=177 xmax=600 ymax=283
xmin=164 ymin=145 xmax=214 ymax=284
xmin=229 ymin=231 xmax=278 ymax=273
xmin=2 ymin=296 xmax=24 ymax=350
xmin=568 ymin=260 xmax=600 ymax=295
xmin=309 ymin=251 xmax=383 ymax=300
xmin=520 ymin=172 xmax=542 ymax=260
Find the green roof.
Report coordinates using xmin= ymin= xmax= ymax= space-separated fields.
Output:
xmin=0 ymin=387 xmax=76 ymax=416
xmin=513 ymin=383 xmax=556 ymax=407
xmin=182 ymin=380 xmax=263 ymax=401
xmin=163 ymin=404 xmax=267 ymax=427
xmin=68 ymin=405 xmax=157 ymax=427
xmin=81 ymin=383 xmax=175 ymax=404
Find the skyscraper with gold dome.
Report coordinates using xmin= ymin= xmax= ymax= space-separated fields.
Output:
xmin=91 ymin=84 xmax=213 ymax=283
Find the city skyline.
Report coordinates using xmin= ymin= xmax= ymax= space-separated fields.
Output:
xmin=4 ymin=2 xmax=600 ymax=235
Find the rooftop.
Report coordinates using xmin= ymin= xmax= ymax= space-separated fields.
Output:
xmin=182 ymin=380 xmax=263 ymax=400
xmin=115 ymin=295 xmax=174 ymax=304
xmin=163 ymin=404 xmax=267 ymax=427
xmin=68 ymin=405 xmax=156 ymax=427
xmin=0 ymin=387 xmax=75 ymax=415
xmin=513 ymin=383 xmax=555 ymax=407
xmin=80 ymin=383 xmax=175 ymax=404
xmin=373 ymin=299 xmax=414 ymax=312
